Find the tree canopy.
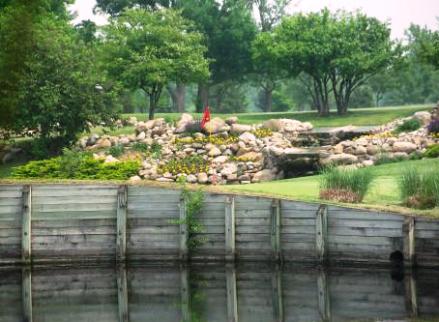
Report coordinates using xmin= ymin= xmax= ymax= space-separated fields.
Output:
xmin=102 ymin=8 xmax=209 ymax=119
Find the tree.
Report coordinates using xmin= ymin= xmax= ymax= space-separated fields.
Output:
xmin=270 ymin=11 xmax=333 ymax=115
xmin=329 ymin=12 xmax=396 ymax=114
xmin=0 ymin=9 xmax=118 ymax=154
xmin=181 ymin=0 xmax=257 ymax=112
xmin=102 ymin=9 xmax=209 ymax=120
xmin=270 ymin=10 xmax=396 ymax=115
xmin=250 ymin=0 xmax=292 ymax=112
xmin=407 ymin=23 xmax=439 ymax=69
xmin=75 ymin=19 xmax=97 ymax=44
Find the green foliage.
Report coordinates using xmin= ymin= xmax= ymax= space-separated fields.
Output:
xmin=252 ymin=127 xmax=273 ymax=138
xmin=0 ymin=6 xmax=118 ymax=152
xmin=176 ymin=135 xmax=239 ymax=146
xmin=267 ymin=10 xmax=396 ymax=115
xmin=158 ymin=155 xmax=208 ymax=175
xmin=319 ymin=166 xmax=374 ymax=202
xmin=398 ymin=167 xmax=439 ymax=209
xmin=11 ymin=150 xmax=139 ymax=180
xmin=423 ymin=144 xmax=439 ymax=158
xmin=108 ymin=145 xmax=124 ymax=157
xmin=132 ymin=142 xmax=162 ymax=158
xmin=394 ymin=118 xmax=422 ymax=134
xmin=102 ymin=8 xmax=209 ymax=119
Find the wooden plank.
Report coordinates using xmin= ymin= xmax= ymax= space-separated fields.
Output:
xmin=404 ymin=273 xmax=418 ymax=317
xmin=403 ymin=217 xmax=416 ymax=267
xmin=225 ymin=196 xmax=236 ymax=262
xmin=181 ymin=267 xmax=191 ymax=322
xmin=226 ymin=264 xmax=238 ymax=322
xmin=179 ymin=196 xmax=188 ymax=261
xmin=271 ymin=199 xmax=281 ymax=262
xmin=22 ymin=267 xmax=32 ymax=322
xmin=316 ymin=205 xmax=328 ymax=263
xmin=117 ymin=265 xmax=129 ymax=322
xmin=317 ymin=269 xmax=330 ymax=322
xmin=22 ymin=185 xmax=31 ymax=264
xmin=116 ymin=185 xmax=128 ymax=262
xmin=272 ymin=268 xmax=283 ymax=322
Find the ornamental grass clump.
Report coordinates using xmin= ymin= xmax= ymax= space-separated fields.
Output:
xmin=398 ymin=167 xmax=439 ymax=209
xmin=319 ymin=166 xmax=374 ymax=203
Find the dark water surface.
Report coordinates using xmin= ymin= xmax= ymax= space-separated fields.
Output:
xmin=1 ymin=263 xmax=439 ymax=322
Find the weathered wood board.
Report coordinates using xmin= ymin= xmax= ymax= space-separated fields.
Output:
xmin=0 ymin=184 xmax=438 ymax=266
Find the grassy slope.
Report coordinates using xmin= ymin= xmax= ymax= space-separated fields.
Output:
xmin=123 ymin=104 xmax=431 ymax=127
xmin=219 ymin=159 xmax=439 ymax=217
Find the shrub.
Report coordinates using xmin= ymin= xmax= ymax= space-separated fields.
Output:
xmin=11 ymin=150 xmax=139 ymax=180
xmin=423 ymin=144 xmax=439 ymax=158
xmin=158 ymin=155 xmax=208 ymax=175
xmin=427 ymin=119 xmax=439 ymax=135
xmin=398 ymin=167 xmax=439 ymax=209
xmin=319 ymin=166 xmax=374 ymax=203
xmin=393 ymin=118 xmax=421 ymax=134
xmin=108 ymin=144 xmax=124 ymax=157
xmin=131 ymin=142 xmax=162 ymax=158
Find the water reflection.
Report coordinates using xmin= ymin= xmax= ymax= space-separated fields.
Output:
xmin=0 ymin=264 xmax=438 ymax=322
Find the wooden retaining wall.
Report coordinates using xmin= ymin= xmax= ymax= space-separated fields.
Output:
xmin=0 ymin=184 xmax=439 ymax=267
xmin=1 ymin=265 xmax=438 ymax=322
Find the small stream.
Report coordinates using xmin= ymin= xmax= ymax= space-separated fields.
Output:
xmin=1 ymin=263 xmax=438 ymax=322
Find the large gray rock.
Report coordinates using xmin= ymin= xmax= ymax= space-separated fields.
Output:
xmin=204 ymin=117 xmax=230 ymax=134
xmin=175 ymin=113 xmax=195 ymax=133
xmin=230 ymin=124 xmax=252 ymax=134
xmin=263 ymin=119 xmax=313 ymax=133
xmin=239 ymin=132 xmax=257 ymax=143
xmin=392 ymin=141 xmax=417 ymax=153
xmin=252 ymin=169 xmax=277 ymax=182
xmin=321 ymin=153 xmax=358 ymax=166
xmin=220 ymin=163 xmax=238 ymax=176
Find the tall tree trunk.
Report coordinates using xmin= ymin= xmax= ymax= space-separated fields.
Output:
xmin=264 ymin=88 xmax=273 ymax=112
xmin=196 ymin=83 xmax=209 ymax=113
xmin=149 ymin=94 xmax=156 ymax=120
xmin=176 ymin=82 xmax=186 ymax=113
xmin=148 ymin=86 xmax=162 ymax=120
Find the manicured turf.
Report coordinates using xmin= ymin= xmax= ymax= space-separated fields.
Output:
xmin=219 ymin=159 xmax=439 ymax=217
xmin=123 ymin=104 xmax=431 ymax=128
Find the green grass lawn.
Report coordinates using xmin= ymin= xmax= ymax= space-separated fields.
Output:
xmin=123 ymin=104 xmax=431 ymax=128
xmin=219 ymin=158 xmax=439 ymax=217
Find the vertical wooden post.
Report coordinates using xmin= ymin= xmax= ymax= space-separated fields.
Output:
xmin=22 ymin=267 xmax=32 ymax=322
xmin=179 ymin=196 xmax=188 ymax=261
xmin=271 ymin=199 xmax=281 ymax=262
xmin=225 ymin=196 xmax=236 ymax=262
xmin=272 ymin=266 xmax=283 ymax=322
xmin=181 ymin=266 xmax=191 ymax=322
xmin=404 ymin=273 xmax=418 ymax=317
xmin=116 ymin=185 xmax=128 ymax=262
xmin=317 ymin=269 xmax=331 ymax=322
xmin=316 ymin=205 xmax=328 ymax=263
xmin=117 ymin=265 xmax=129 ymax=322
xmin=21 ymin=185 xmax=32 ymax=264
xmin=403 ymin=217 xmax=416 ymax=267
xmin=226 ymin=264 xmax=238 ymax=322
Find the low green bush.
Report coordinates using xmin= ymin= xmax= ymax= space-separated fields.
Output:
xmin=319 ymin=166 xmax=374 ymax=203
xmin=108 ymin=144 xmax=124 ymax=157
xmin=132 ymin=142 xmax=162 ymax=158
xmin=11 ymin=149 xmax=139 ymax=180
xmin=393 ymin=118 xmax=422 ymax=134
xmin=423 ymin=144 xmax=439 ymax=158
xmin=398 ymin=167 xmax=439 ymax=209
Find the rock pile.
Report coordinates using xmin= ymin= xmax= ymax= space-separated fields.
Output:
xmin=322 ymin=110 xmax=438 ymax=167
xmin=78 ymin=109 xmax=438 ymax=184
xmin=80 ymin=114 xmax=315 ymax=184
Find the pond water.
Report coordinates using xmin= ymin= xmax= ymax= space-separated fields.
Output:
xmin=1 ymin=263 xmax=438 ymax=322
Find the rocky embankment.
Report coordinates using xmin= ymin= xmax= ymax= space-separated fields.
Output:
xmin=78 ymin=107 xmax=438 ymax=184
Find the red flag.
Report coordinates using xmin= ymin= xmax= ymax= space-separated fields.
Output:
xmin=201 ymin=106 xmax=211 ymax=129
